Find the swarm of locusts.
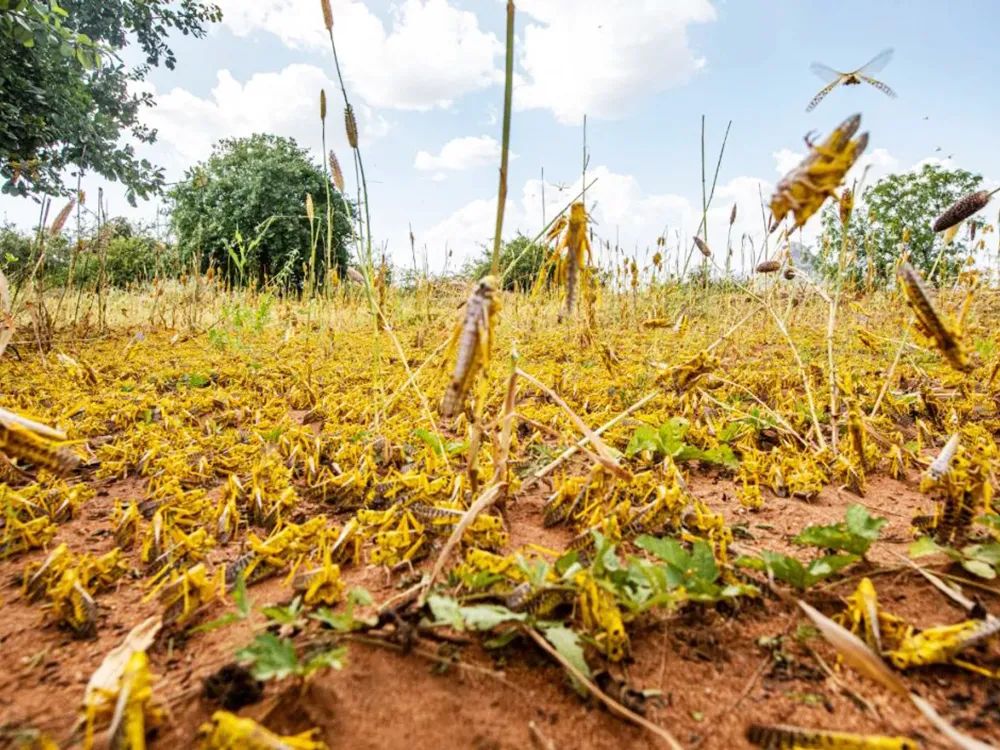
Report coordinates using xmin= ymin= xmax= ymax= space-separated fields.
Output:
xmin=3 ymin=114 xmax=1000 ymax=749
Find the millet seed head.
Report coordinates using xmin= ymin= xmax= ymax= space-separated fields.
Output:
xmin=932 ymin=190 xmax=994 ymax=233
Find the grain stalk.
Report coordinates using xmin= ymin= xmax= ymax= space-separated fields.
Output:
xmin=765 ymin=301 xmax=828 ymax=450
xmin=680 ymin=119 xmax=732 ymax=279
xmin=490 ymin=0 xmax=515 ymax=276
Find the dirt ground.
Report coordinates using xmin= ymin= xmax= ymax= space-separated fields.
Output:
xmin=1 ymin=467 xmax=997 ymax=750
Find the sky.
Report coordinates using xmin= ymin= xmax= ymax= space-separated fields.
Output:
xmin=3 ymin=0 xmax=999 ymax=273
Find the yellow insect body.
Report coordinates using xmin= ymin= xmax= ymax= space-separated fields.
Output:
xmin=108 ymin=651 xmax=164 ymax=750
xmin=747 ymin=723 xmax=918 ymax=749
xmin=292 ymin=547 xmax=344 ymax=606
xmin=198 ymin=711 xmax=327 ymax=750
xmin=656 ymin=350 xmax=719 ymax=392
xmin=151 ymin=563 xmax=226 ymax=626
xmin=558 ymin=202 xmax=591 ymax=320
xmin=49 ymin=568 xmax=98 ymax=636
xmin=889 ymin=618 xmax=1000 ymax=676
xmin=897 ymin=262 xmax=971 ymax=373
xmin=0 ymin=420 xmax=79 ymax=475
xmin=770 ymin=114 xmax=868 ymax=230
xmin=806 ymin=48 xmax=897 ymax=112
xmin=844 ymin=577 xmax=882 ymax=651
xmin=575 ymin=570 xmax=628 ymax=661
xmin=840 ymin=579 xmax=1000 ymax=677
xmin=441 ymin=275 xmax=500 ymax=418
xmin=0 ymin=513 xmax=57 ymax=558
xmin=113 ymin=502 xmax=140 ymax=549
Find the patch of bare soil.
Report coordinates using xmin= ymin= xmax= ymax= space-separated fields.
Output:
xmin=1 ymin=461 xmax=999 ymax=750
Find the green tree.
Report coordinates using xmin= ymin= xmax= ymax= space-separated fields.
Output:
xmin=169 ymin=134 xmax=353 ymax=289
xmin=0 ymin=0 xmax=222 ymax=202
xmin=818 ymin=164 xmax=983 ymax=285
xmin=96 ymin=222 xmax=177 ymax=288
xmin=467 ymin=234 xmax=550 ymax=291
xmin=0 ymin=217 xmax=173 ymax=288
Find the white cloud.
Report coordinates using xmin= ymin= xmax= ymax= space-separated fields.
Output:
xmin=145 ymin=64 xmax=389 ymax=171
xmin=772 ymin=148 xmax=802 ymax=177
xmin=415 ymin=136 xmax=501 ymax=172
xmin=215 ymin=0 xmax=502 ymax=110
xmin=514 ymin=0 xmax=717 ymax=124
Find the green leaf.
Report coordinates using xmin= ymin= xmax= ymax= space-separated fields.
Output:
xmin=302 ymin=646 xmax=347 ymax=677
xmin=311 ymin=604 xmax=377 ymax=633
xmin=426 ymin=595 xmax=463 ymax=629
xmin=844 ymin=504 xmax=888 ymax=544
xmin=625 ymin=424 xmax=661 ymax=457
xmin=700 ymin=444 xmax=740 ymax=470
xmin=793 ymin=504 xmax=886 ymax=555
xmin=189 ymin=611 xmax=239 ymax=634
xmin=426 ymin=595 xmax=525 ymax=631
xmin=182 ymin=372 xmax=211 ymax=388
xmin=539 ymin=624 xmax=591 ymax=693
xmin=554 ymin=550 xmax=581 ymax=577
xmin=657 ymin=417 xmax=690 ymax=455
xmin=977 ymin=514 xmax=1000 ymax=533
xmin=347 ymin=586 xmax=373 ymax=606
xmin=744 ymin=551 xmax=857 ymax=590
xmin=961 ymin=559 xmax=997 ymax=580
xmin=964 ymin=543 xmax=1000 ymax=566
xmin=261 ymin=596 xmax=305 ymax=626
xmin=189 ymin=573 xmax=251 ymax=633
xmin=236 ymin=633 xmax=300 ymax=681
xmin=805 ymin=554 xmax=860 ymax=583
xmin=718 ymin=421 xmax=746 ymax=443
xmin=674 ymin=444 xmax=707 ymax=462
xmin=484 ymin=629 xmax=521 ymax=650
xmin=688 ymin=540 xmax=719 ymax=583
xmin=635 ymin=535 xmax=686 ymax=568
xmin=909 ymin=536 xmax=945 ymax=558
xmin=734 ymin=555 xmax=765 ymax=572
xmin=759 ymin=551 xmax=808 ymax=590
xmin=232 ymin=573 xmax=251 ymax=618
xmin=413 ymin=428 xmax=446 ymax=456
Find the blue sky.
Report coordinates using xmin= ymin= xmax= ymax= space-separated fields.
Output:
xmin=3 ymin=0 xmax=998 ymax=271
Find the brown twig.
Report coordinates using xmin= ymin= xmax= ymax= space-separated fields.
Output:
xmin=516 ymin=367 xmax=630 ymax=479
xmin=523 ymin=627 xmax=684 ymax=750
xmin=526 ymin=391 xmax=656 ymax=485
xmin=419 ymin=482 xmax=506 ymax=605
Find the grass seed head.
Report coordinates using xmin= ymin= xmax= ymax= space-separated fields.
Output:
xmin=345 ymin=105 xmax=359 ymax=149
xmin=729 ymin=203 xmax=737 ymax=226
xmin=320 ymin=0 xmax=333 ymax=30
xmin=49 ymin=198 xmax=75 ymax=237
xmin=320 ymin=89 xmax=327 ymax=121
xmin=693 ymin=236 xmax=711 ymax=258
xmin=756 ymin=259 xmax=781 ymax=274
xmin=839 ymin=187 xmax=854 ymax=226
xmin=932 ymin=190 xmax=994 ymax=232
xmin=329 ymin=150 xmax=345 ymax=192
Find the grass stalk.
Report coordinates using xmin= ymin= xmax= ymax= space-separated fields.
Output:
xmin=490 ymin=0 xmax=515 ymax=276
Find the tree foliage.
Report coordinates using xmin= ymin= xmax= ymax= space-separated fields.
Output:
xmin=169 ymin=134 xmax=353 ymax=289
xmin=0 ymin=0 xmax=221 ymax=202
xmin=0 ymin=217 xmax=176 ymax=288
xmin=467 ymin=234 xmax=550 ymax=291
xmin=817 ymin=164 xmax=983 ymax=285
